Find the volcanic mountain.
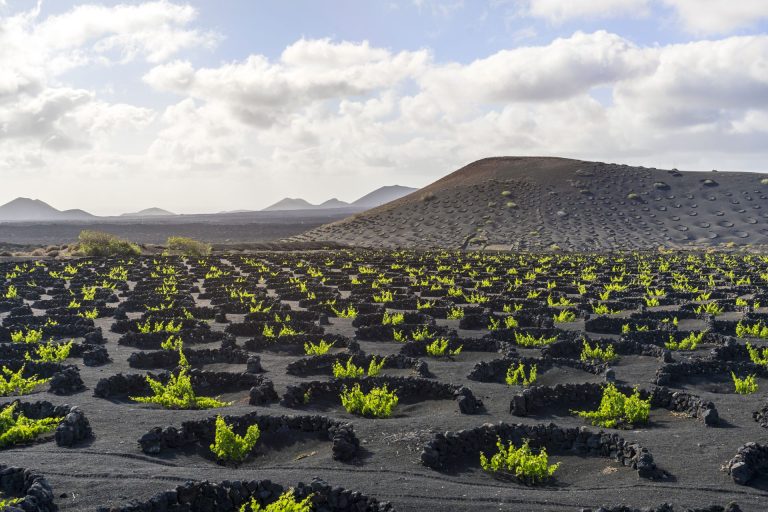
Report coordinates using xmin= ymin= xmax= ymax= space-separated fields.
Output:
xmin=263 ymin=185 xmax=417 ymax=212
xmin=0 ymin=198 xmax=95 ymax=222
xmin=293 ymin=157 xmax=768 ymax=250
xmin=121 ymin=207 xmax=176 ymax=217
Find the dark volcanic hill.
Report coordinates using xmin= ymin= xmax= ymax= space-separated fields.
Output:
xmin=293 ymin=156 xmax=768 ymax=250
xmin=0 ymin=198 xmax=95 ymax=222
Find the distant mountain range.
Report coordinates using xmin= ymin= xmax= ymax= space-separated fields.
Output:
xmin=0 ymin=185 xmax=418 ymax=222
xmin=0 ymin=198 xmax=95 ymax=222
xmin=121 ymin=208 xmax=176 ymax=217
xmin=262 ymin=185 xmax=417 ymax=211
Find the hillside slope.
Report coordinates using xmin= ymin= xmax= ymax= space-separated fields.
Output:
xmin=293 ymin=157 xmax=768 ymax=250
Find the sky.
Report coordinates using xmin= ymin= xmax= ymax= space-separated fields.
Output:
xmin=0 ymin=0 xmax=767 ymax=215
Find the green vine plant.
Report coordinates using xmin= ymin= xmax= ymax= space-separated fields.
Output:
xmin=303 ymin=340 xmax=335 ymax=356
xmin=425 ymin=338 xmax=462 ymax=357
xmin=0 ymin=494 xmax=22 ymax=507
xmin=209 ymin=415 xmax=260 ymax=463
xmin=580 ymin=340 xmax=618 ymax=362
xmin=0 ymin=365 xmax=50 ymax=396
xmin=131 ymin=349 xmax=230 ymax=409
xmin=340 ymin=383 xmax=398 ymax=418
xmin=161 ymin=335 xmax=184 ymax=351
xmin=25 ymin=340 xmax=74 ymax=363
xmin=382 ymin=311 xmax=404 ymax=325
xmin=447 ymin=307 xmax=465 ymax=320
xmin=332 ymin=357 xmax=385 ymax=378
xmin=732 ymin=373 xmax=758 ymax=394
xmin=746 ymin=342 xmax=768 ymax=366
xmin=513 ymin=332 xmax=557 ymax=347
xmin=572 ymin=383 xmax=651 ymax=428
xmin=505 ymin=363 xmax=537 ymax=386
xmin=736 ymin=321 xmax=768 ymax=339
xmin=664 ymin=331 xmax=704 ymax=351
xmin=479 ymin=438 xmax=560 ymax=485
xmin=10 ymin=329 xmax=43 ymax=344
xmin=239 ymin=489 xmax=313 ymax=512
xmin=0 ymin=402 xmax=61 ymax=448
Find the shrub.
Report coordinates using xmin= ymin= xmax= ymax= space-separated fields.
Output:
xmin=131 ymin=350 xmax=230 ymax=409
xmin=447 ymin=307 xmax=464 ymax=320
xmin=332 ymin=357 xmax=364 ymax=378
xmin=331 ymin=305 xmax=357 ymax=318
xmin=3 ymin=285 xmax=17 ymax=299
xmin=167 ymin=236 xmax=212 ymax=257
xmin=732 ymin=373 xmax=758 ymax=394
xmin=479 ymin=438 xmax=560 ymax=485
xmin=665 ymin=331 xmax=704 ymax=351
xmin=0 ymin=402 xmax=61 ymax=448
xmin=425 ymin=338 xmax=462 ymax=357
xmin=25 ymin=340 xmax=74 ymax=363
xmin=304 ymin=340 xmax=335 ymax=356
xmin=340 ymin=383 xmax=398 ymax=418
xmin=0 ymin=495 xmax=22 ymax=507
xmin=552 ymin=310 xmax=576 ymax=323
xmin=513 ymin=332 xmax=557 ymax=347
xmin=209 ymin=415 xmax=260 ymax=463
xmin=505 ymin=363 xmax=537 ymax=386
xmin=78 ymin=230 xmax=140 ymax=257
xmin=0 ymin=365 xmax=50 ymax=396
xmin=11 ymin=329 xmax=43 ymax=344
xmin=239 ymin=489 xmax=313 ymax=512
xmin=382 ymin=312 xmax=404 ymax=325
xmin=580 ymin=340 xmax=618 ymax=362
xmin=366 ymin=356 xmax=385 ymax=377
xmin=573 ymin=384 xmax=650 ymax=428
xmin=736 ymin=321 xmax=768 ymax=339
xmin=746 ymin=342 xmax=768 ymax=366
xmin=161 ymin=335 xmax=183 ymax=351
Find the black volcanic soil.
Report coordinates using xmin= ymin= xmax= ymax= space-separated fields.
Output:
xmin=1 ymin=251 xmax=767 ymax=512
xmin=294 ymin=157 xmax=768 ymax=250
xmin=0 ymin=209 xmax=359 ymax=246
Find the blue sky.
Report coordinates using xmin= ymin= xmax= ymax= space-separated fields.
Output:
xmin=1 ymin=1 xmax=767 ymax=214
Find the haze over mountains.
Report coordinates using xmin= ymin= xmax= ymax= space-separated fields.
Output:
xmin=262 ymin=185 xmax=417 ymax=211
xmin=295 ymin=157 xmax=768 ymax=250
xmin=0 ymin=185 xmax=416 ymax=222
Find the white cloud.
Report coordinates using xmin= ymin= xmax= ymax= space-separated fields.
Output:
xmin=660 ymin=0 xmax=768 ymax=34
xmin=523 ymin=0 xmax=651 ymax=23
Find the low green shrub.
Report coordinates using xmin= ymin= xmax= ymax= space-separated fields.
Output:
xmin=0 ymin=495 xmax=22 ymax=507
xmin=382 ymin=311 xmax=404 ymax=325
xmin=25 ymin=340 xmax=73 ymax=363
xmin=732 ymin=372 xmax=758 ymax=394
xmin=166 ymin=236 xmax=211 ymax=257
xmin=78 ymin=230 xmax=140 ymax=257
xmin=665 ymin=331 xmax=704 ymax=351
xmin=513 ymin=332 xmax=557 ymax=347
xmin=425 ymin=338 xmax=462 ymax=357
xmin=746 ymin=342 xmax=768 ymax=366
xmin=552 ymin=310 xmax=576 ymax=323
xmin=736 ymin=320 xmax=768 ymax=339
xmin=366 ymin=356 xmax=385 ymax=377
xmin=505 ymin=363 xmax=537 ymax=386
xmin=479 ymin=438 xmax=560 ymax=485
xmin=0 ymin=402 xmax=61 ymax=448
xmin=209 ymin=415 xmax=260 ymax=463
xmin=340 ymin=383 xmax=398 ymax=418
xmin=572 ymin=384 xmax=650 ymax=428
xmin=332 ymin=358 xmax=364 ymax=378
xmin=304 ymin=340 xmax=334 ymax=356
xmin=131 ymin=350 xmax=230 ymax=409
xmin=580 ymin=340 xmax=618 ymax=362
xmin=11 ymin=329 xmax=43 ymax=344
xmin=0 ymin=365 xmax=50 ymax=396
xmin=239 ymin=489 xmax=313 ymax=512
